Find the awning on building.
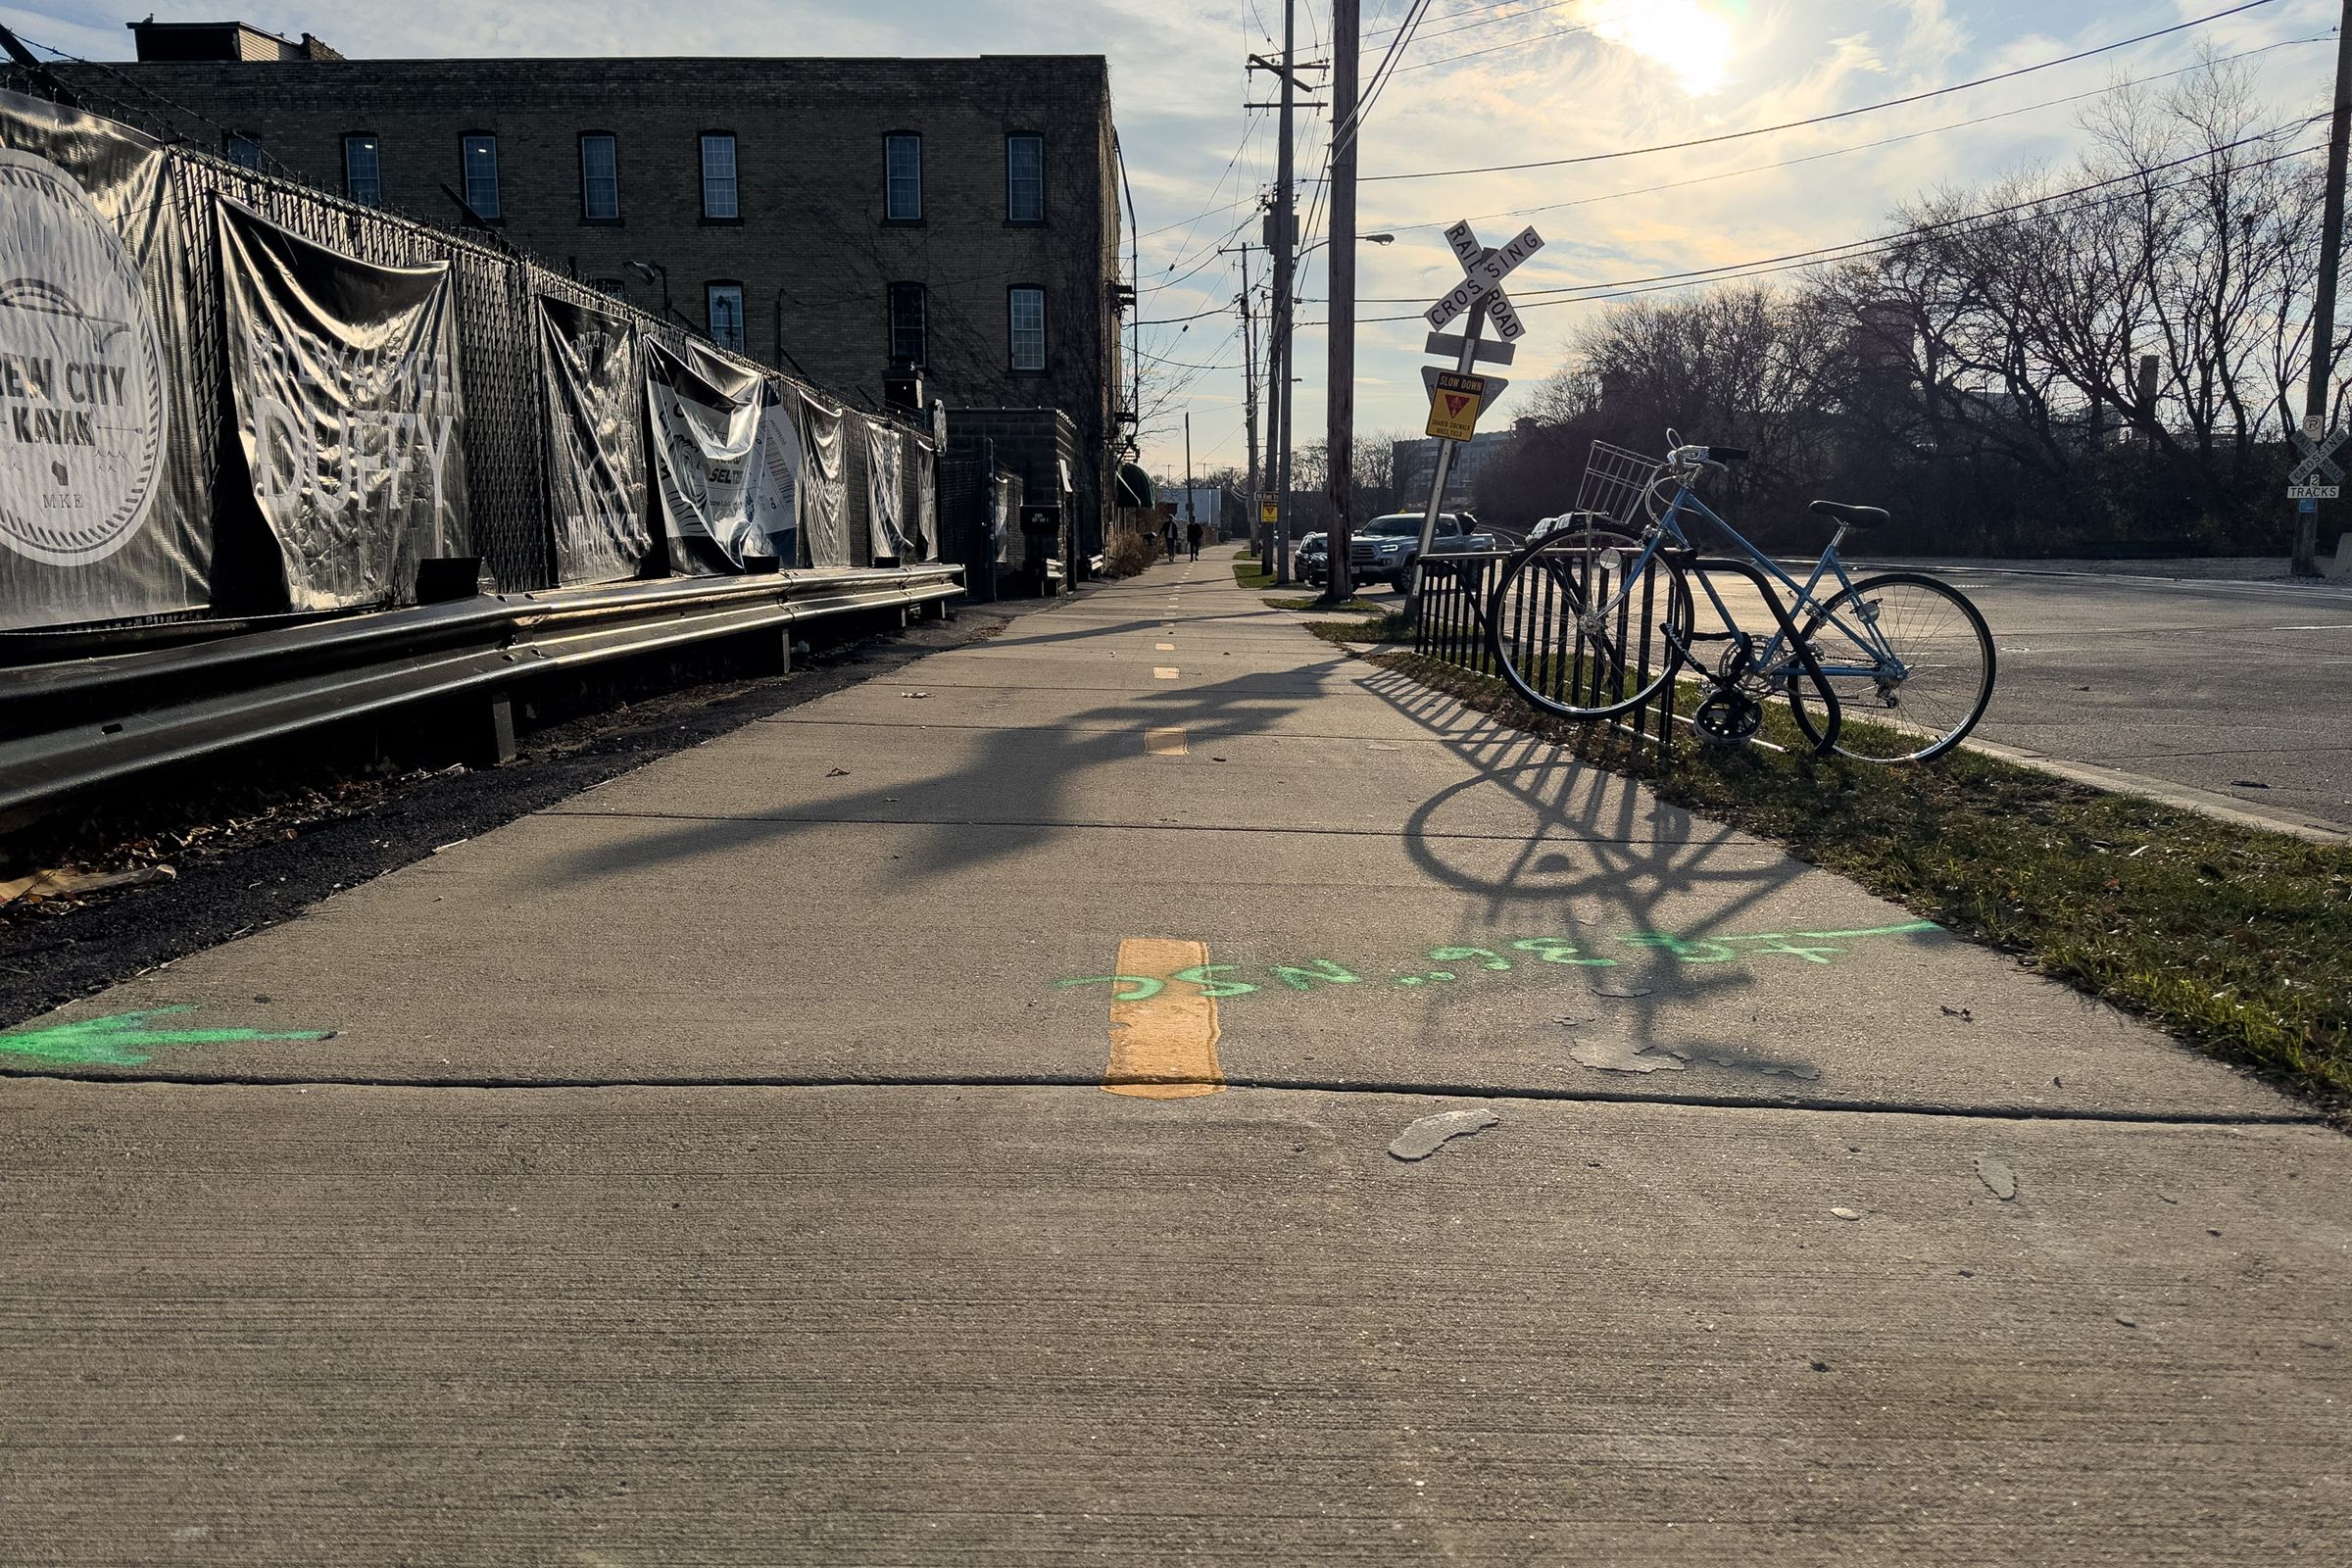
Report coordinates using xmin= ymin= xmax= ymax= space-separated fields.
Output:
xmin=1115 ymin=462 xmax=1154 ymax=508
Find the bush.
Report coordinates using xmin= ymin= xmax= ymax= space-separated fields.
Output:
xmin=1103 ymin=527 xmax=1162 ymax=578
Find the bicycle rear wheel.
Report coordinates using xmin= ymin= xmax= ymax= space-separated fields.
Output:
xmin=1786 ymin=571 xmax=1995 ymax=761
xmin=1487 ymin=526 xmax=1691 ymax=720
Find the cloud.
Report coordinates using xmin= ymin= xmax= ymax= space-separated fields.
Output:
xmin=37 ymin=0 xmax=2343 ymax=471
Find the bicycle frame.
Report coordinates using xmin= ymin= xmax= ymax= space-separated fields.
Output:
xmin=1621 ymin=480 xmax=1903 ymax=686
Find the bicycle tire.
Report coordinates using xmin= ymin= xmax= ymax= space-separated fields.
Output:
xmin=1785 ymin=571 xmax=1995 ymax=762
xmin=1487 ymin=526 xmax=1693 ymax=720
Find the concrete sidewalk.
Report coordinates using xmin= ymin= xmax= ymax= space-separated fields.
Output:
xmin=3 ymin=549 xmax=2346 ymax=1564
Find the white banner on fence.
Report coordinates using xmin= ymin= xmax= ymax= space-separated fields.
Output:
xmin=0 ymin=91 xmax=213 ymax=630
xmin=647 ymin=339 xmax=790 ymax=570
xmin=218 ymin=198 xmax=467 ymax=612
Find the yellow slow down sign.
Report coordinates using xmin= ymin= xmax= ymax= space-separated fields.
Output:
xmin=1426 ymin=370 xmax=1486 ymax=442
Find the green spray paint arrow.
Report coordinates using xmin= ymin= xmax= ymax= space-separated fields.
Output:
xmin=0 ymin=1006 xmax=334 ymax=1067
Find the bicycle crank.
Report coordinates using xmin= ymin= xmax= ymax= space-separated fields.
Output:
xmin=1692 ymin=690 xmax=1765 ymax=745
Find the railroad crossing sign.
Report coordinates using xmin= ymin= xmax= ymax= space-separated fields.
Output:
xmin=1426 ymin=370 xmax=1486 ymax=441
xmin=1423 ymin=220 xmax=1543 ymax=342
xmin=2290 ymin=422 xmax=2346 ymax=501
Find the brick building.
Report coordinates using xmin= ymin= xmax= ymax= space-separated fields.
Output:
xmin=68 ymin=20 xmax=1128 ymax=554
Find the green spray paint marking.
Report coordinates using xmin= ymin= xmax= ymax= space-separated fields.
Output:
xmin=0 ymin=1006 xmax=334 ymax=1067
xmin=1050 ymin=921 xmax=1940 ymax=1003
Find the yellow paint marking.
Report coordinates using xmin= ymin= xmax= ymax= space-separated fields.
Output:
xmin=1144 ymin=726 xmax=1189 ymax=756
xmin=1103 ymin=938 xmax=1223 ymax=1099
xmin=1155 ymin=642 xmax=1176 ymax=651
xmin=1153 ymin=666 xmax=1180 ymax=679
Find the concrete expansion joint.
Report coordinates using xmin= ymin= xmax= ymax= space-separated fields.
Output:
xmin=530 ymin=806 xmax=1743 ymax=847
xmin=0 ymin=1066 xmax=2326 ymax=1129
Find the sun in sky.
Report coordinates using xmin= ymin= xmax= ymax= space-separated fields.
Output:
xmin=1583 ymin=0 xmax=1741 ymax=95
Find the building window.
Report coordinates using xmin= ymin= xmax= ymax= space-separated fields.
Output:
xmin=889 ymin=282 xmax=927 ymax=367
xmin=707 ymin=282 xmax=745 ymax=353
xmin=1006 ymin=134 xmax=1044 ymax=223
xmin=701 ymin=133 xmax=738 ymax=220
xmin=461 ymin=133 xmax=500 ymax=220
xmin=343 ymin=134 xmax=379 ymax=205
xmin=225 ymin=133 xmax=262 ymax=170
xmin=1009 ymin=285 xmax=1046 ymax=370
xmin=580 ymin=133 xmax=618 ymax=220
xmin=885 ymin=132 xmax=921 ymax=220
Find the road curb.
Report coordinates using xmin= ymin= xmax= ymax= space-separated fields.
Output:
xmin=1963 ymin=737 xmax=2352 ymax=844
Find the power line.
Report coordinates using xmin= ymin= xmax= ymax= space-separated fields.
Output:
xmin=1391 ymin=17 xmax=1592 ymax=74
xmin=1137 ymin=304 xmax=1241 ymax=327
xmin=1340 ymin=123 xmax=2326 ymax=322
xmin=1365 ymin=0 xmax=1578 ymax=49
xmin=1364 ymin=34 xmax=2331 ymax=247
xmin=1363 ymin=0 xmax=1565 ymax=44
xmin=1365 ymin=0 xmax=2287 ymax=182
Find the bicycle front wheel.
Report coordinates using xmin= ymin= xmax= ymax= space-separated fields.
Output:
xmin=1786 ymin=571 xmax=1995 ymax=762
xmin=1488 ymin=527 xmax=1692 ymax=720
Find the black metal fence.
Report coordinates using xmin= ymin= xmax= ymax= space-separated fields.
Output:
xmin=1409 ymin=551 xmax=1681 ymax=757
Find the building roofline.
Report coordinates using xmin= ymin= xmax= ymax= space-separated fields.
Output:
xmin=109 ymin=49 xmax=1107 ymax=67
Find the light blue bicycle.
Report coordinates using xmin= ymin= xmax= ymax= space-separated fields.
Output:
xmin=1485 ymin=433 xmax=1996 ymax=762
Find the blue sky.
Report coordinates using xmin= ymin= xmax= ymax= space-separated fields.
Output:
xmin=1 ymin=0 xmax=2340 ymax=477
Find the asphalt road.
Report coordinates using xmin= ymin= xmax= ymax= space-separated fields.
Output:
xmin=1897 ymin=563 xmax=2352 ymax=832
xmin=5 ymin=551 xmax=2346 ymax=1564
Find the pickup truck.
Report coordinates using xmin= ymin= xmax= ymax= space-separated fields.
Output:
xmin=1298 ymin=512 xmax=1498 ymax=590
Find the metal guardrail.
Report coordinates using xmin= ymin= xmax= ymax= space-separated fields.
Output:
xmin=0 ymin=564 xmax=962 ymax=820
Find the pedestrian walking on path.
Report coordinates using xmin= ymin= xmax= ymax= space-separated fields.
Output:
xmin=1163 ymin=521 xmax=1179 ymax=563
xmin=1186 ymin=520 xmax=1202 ymax=562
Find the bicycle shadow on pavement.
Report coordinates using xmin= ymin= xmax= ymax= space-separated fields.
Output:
xmin=1347 ymin=661 xmax=1859 ymax=1088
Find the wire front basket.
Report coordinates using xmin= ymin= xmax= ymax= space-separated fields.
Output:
xmin=1575 ymin=441 xmax=1665 ymax=532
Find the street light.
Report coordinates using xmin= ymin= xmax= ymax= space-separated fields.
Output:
xmin=629 ymin=259 xmax=697 ymax=331
xmin=1296 ymin=231 xmax=1395 ymax=260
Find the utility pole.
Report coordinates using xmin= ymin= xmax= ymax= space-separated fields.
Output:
xmin=1184 ymin=412 xmax=1196 ymax=539
xmin=1246 ymin=1 xmax=1321 ymax=587
xmin=1263 ymin=251 xmax=1284 ymax=567
xmin=1271 ymin=0 xmax=1298 ymax=585
xmin=1323 ymin=0 xmax=1360 ymax=604
xmin=2294 ymin=0 xmax=2352 ymax=576
xmin=1236 ymin=248 xmax=1260 ymax=562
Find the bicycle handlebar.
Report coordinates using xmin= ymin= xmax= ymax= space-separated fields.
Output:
xmin=1663 ymin=432 xmax=1750 ymax=479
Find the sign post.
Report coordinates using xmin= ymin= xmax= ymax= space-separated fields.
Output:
xmin=1401 ymin=219 xmax=1541 ymax=624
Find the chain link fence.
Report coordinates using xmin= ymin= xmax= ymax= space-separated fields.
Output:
xmin=1 ymin=63 xmax=925 ymax=613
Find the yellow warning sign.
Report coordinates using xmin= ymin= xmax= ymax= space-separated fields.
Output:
xmin=1425 ymin=370 xmax=1486 ymax=441
xmin=1260 ymin=498 xmax=1279 ymax=523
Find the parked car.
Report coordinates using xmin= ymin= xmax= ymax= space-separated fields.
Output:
xmin=1528 ymin=510 xmax=1617 ymax=542
xmin=1348 ymin=512 xmax=1498 ymax=590
xmin=1294 ymin=531 xmax=1329 ymax=583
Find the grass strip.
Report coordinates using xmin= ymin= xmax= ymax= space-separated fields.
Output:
xmin=1307 ymin=617 xmax=2352 ymax=1116
xmin=1265 ymin=594 xmax=1388 ymax=613
xmin=1232 ymin=558 xmax=1276 ymax=590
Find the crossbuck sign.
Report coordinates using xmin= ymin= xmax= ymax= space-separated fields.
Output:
xmin=1424 ymin=220 xmax=1543 ymax=342
xmin=1402 ymin=219 xmax=1545 ymax=622
xmin=2289 ymin=418 xmax=2347 ymax=501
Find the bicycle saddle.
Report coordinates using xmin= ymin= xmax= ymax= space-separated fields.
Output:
xmin=1809 ymin=500 xmax=1889 ymax=528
